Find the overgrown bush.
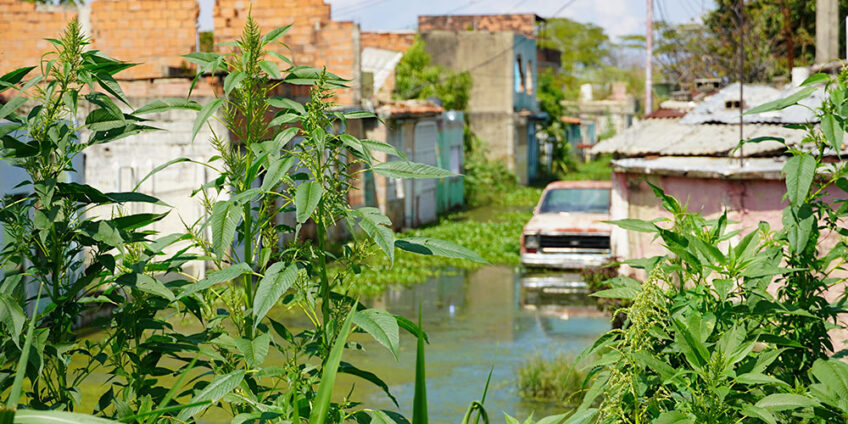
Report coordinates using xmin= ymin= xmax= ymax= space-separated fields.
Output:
xmin=0 ymin=18 xmax=499 ymax=424
xmin=517 ymin=354 xmax=590 ymax=407
xmin=560 ymin=72 xmax=848 ymax=423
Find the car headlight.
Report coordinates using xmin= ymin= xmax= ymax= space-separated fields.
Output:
xmin=524 ymin=234 xmax=540 ymax=249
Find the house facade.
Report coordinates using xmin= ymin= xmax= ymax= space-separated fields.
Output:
xmin=418 ymin=14 xmax=548 ymax=185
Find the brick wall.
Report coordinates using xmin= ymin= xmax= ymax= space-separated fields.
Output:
xmin=91 ymin=0 xmax=198 ymax=80
xmin=0 ymin=0 xmax=197 ymax=80
xmin=418 ymin=14 xmax=538 ymax=38
xmin=361 ymin=31 xmax=416 ymax=53
xmin=213 ymin=0 xmax=360 ymax=106
xmin=0 ymin=1 xmax=78 ymax=75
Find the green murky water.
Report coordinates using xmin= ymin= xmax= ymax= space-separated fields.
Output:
xmin=74 ymin=265 xmax=609 ymax=423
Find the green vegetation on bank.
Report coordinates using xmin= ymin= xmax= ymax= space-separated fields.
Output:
xmin=348 ymin=185 xmax=543 ymax=295
xmin=517 ymin=355 xmax=591 ymax=407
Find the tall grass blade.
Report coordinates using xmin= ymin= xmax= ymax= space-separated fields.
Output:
xmin=412 ymin=304 xmax=428 ymax=424
xmin=473 ymin=365 xmax=495 ymax=424
xmin=5 ymin=286 xmax=42 ymax=409
xmin=308 ymin=308 xmax=355 ymax=424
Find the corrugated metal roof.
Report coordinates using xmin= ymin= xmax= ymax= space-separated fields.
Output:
xmin=592 ymin=118 xmax=808 ymax=157
xmin=361 ymin=47 xmax=403 ymax=94
xmin=612 ymin=156 xmax=787 ymax=180
xmin=679 ymin=83 xmax=825 ymax=125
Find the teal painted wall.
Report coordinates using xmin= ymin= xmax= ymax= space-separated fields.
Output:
xmin=437 ymin=111 xmax=465 ymax=214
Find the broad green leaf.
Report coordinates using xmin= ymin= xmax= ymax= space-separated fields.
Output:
xmin=735 ymin=373 xmax=786 ymax=386
xmin=810 ymin=359 xmax=848 ymax=411
xmin=745 ymin=86 xmax=816 ymax=115
xmin=268 ymin=113 xmax=299 ymax=126
xmin=133 ymin=97 xmax=201 ymax=115
xmin=223 ymin=71 xmax=246 ymax=95
xmin=106 ymin=191 xmax=167 ymax=206
xmin=262 ymin=25 xmax=292 ymax=45
xmin=0 ymin=295 xmax=25 ymax=346
xmin=95 ymin=72 xmax=130 ymax=105
xmin=369 ymin=410 xmax=400 ymax=424
xmin=192 ymin=98 xmax=224 ymax=142
xmin=673 ymin=317 xmax=709 ymax=369
xmin=356 ymin=207 xmax=394 ymax=263
xmin=253 ymin=262 xmax=297 ymax=326
xmin=353 ymin=308 xmax=400 ymax=360
xmin=652 ymin=411 xmax=692 ymax=424
xmin=395 ymin=314 xmax=429 ymax=343
xmin=740 ymin=404 xmax=777 ymax=424
xmin=631 ymin=351 xmax=676 ymax=382
xmin=308 ymin=309 xmax=355 ymax=424
xmin=260 ymin=156 xmax=294 ymax=192
xmin=755 ymin=393 xmax=819 ymax=411
xmin=180 ymin=263 xmax=252 ymax=298
xmin=821 ymin=114 xmax=843 ymax=152
xmin=135 ymin=274 xmax=176 ymax=302
xmin=801 ymin=72 xmax=830 ymax=86
xmin=783 ymin=205 xmax=815 ymax=254
xmin=783 ymin=153 xmax=816 ymax=205
xmin=607 ymin=218 xmax=658 ymax=233
xmin=13 ymin=410 xmax=120 ymax=423
xmin=92 ymin=221 xmax=124 ymax=247
xmin=361 ymin=139 xmax=407 ymax=160
xmin=339 ymin=363 xmax=399 ymax=406
xmin=295 ymin=181 xmax=322 ymax=223
xmin=373 ymin=161 xmax=456 ymax=179
xmin=0 ymin=97 xmax=26 ymax=121
xmin=210 ymin=200 xmax=240 ymax=258
xmin=395 ymin=236 xmax=487 ymax=263
xmin=259 ymin=61 xmax=281 ymax=79
xmin=344 ymin=110 xmax=377 ymax=119
xmin=0 ymin=67 xmax=35 ymax=93
xmin=177 ymin=370 xmax=245 ymax=420
xmin=560 ymin=409 xmax=597 ymax=424
xmin=233 ymin=333 xmax=270 ymax=368
xmin=268 ymin=97 xmax=306 ymax=115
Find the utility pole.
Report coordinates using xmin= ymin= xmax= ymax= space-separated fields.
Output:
xmin=645 ymin=0 xmax=653 ymax=115
xmin=816 ymin=0 xmax=839 ymax=63
xmin=738 ymin=0 xmax=744 ymax=162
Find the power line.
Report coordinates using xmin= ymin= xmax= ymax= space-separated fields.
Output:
xmin=549 ymin=0 xmax=580 ymax=17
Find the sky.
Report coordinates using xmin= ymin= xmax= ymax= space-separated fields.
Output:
xmin=198 ymin=0 xmax=712 ymax=41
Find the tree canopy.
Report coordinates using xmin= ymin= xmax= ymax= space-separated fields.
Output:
xmin=393 ymin=38 xmax=472 ymax=111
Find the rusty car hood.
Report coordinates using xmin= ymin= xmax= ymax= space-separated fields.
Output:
xmin=523 ymin=212 xmax=612 ymax=234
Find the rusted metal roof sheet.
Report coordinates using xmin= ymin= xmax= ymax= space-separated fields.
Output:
xmin=544 ymin=180 xmax=612 ymax=190
xmin=612 ymin=156 xmax=787 ymax=180
xmin=680 ymin=83 xmax=825 ymax=125
xmin=591 ymin=118 xmax=806 ymax=157
xmin=645 ymin=108 xmax=687 ymax=119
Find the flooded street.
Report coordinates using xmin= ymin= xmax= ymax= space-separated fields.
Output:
xmin=339 ymin=265 xmax=610 ymax=423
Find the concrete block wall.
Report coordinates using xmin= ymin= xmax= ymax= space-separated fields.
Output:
xmin=418 ymin=14 xmax=538 ymax=38
xmin=90 ymin=0 xmax=198 ymax=80
xmin=0 ymin=1 xmax=79 ymax=74
xmin=213 ymin=0 xmax=360 ymax=106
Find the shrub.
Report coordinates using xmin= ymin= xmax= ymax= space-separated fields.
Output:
xmin=562 ymin=72 xmax=848 ymax=423
xmin=517 ymin=354 xmax=590 ymax=407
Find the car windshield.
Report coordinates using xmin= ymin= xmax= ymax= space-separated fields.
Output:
xmin=538 ymin=188 xmax=610 ymax=214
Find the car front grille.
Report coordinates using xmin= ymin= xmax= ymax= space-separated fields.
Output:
xmin=539 ymin=234 xmax=610 ymax=250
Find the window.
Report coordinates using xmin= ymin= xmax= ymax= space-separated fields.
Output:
xmin=515 ymin=54 xmax=525 ymax=93
xmin=538 ymin=188 xmax=610 ymax=214
xmin=526 ymin=60 xmax=534 ymax=94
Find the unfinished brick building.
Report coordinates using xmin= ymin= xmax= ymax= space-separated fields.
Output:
xmin=213 ymin=0 xmax=361 ymax=106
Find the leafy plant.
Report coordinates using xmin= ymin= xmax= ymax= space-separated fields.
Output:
xmin=0 ymin=20 xmax=173 ymax=410
xmin=562 ymin=73 xmax=848 ymax=423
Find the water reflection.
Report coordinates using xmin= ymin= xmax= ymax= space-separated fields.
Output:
xmin=343 ymin=266 xmax=610 ymax=424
